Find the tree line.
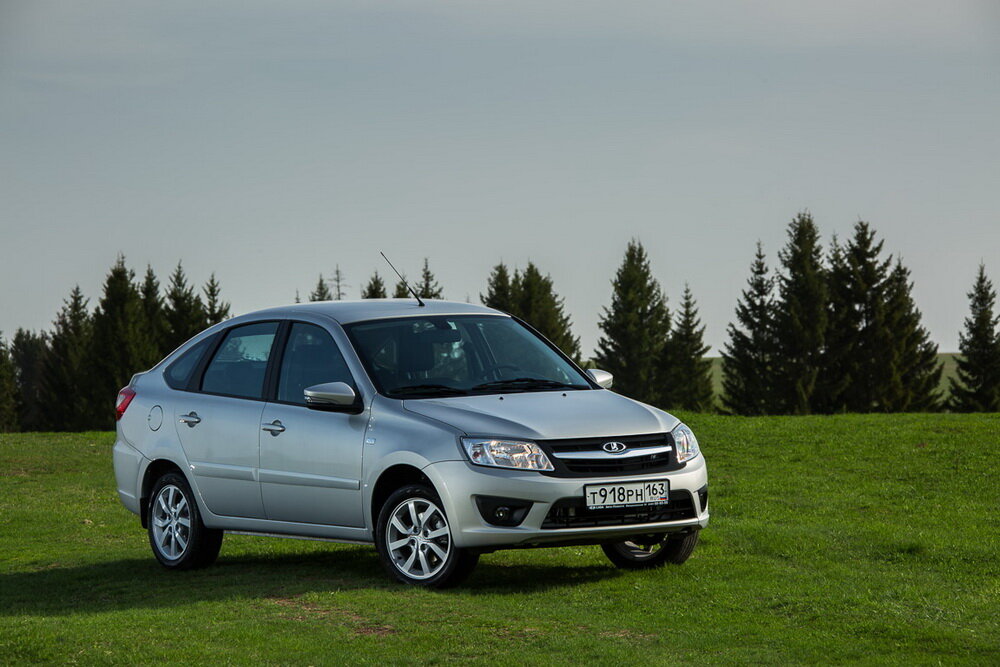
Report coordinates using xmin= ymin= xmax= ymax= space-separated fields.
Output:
xmin=719 ymin=214 xmax=998 ymax=414
xmin=0 ymin=257 xmax=230 ymax=432
xmin=1 ymin=215 xmax=998 ymax=431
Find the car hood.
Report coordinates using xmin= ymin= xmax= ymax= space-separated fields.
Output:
xmin=402 ymin=389 xmax=679 ymax=440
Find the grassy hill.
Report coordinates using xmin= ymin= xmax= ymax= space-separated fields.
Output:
xmin=2 ymin=415 xmax=997 ymax=664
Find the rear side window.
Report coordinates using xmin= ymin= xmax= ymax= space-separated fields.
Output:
xmin=200 ymin=322 xmax=279 ymax=400
xmin=277 ymin=323 xmax=355 ymax=405
xmin=164 ymin=336 xmax=214 ymax=390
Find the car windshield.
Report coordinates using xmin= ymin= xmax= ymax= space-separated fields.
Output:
xmin=344 ymin=315 xmax=593 ymax=399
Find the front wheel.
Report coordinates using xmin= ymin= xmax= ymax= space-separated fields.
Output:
xmin=147 ymin=471 xmax=223 ymax=570
xmin=602 ymin=531 xmax=699 ymax=569
xmin=375 ymin=484 xmax=478 ymax=588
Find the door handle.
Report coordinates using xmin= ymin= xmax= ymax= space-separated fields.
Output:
xmin=261 ymin=419 xmax=285 ymax=436
xmin=179 ymin=412 xmax=201 ymax=427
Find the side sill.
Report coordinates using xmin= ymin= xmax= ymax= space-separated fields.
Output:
xmin=225 ymin=530 xmax=372 ymax=546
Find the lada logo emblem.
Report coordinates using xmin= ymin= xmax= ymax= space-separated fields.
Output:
xmin=602 ymin=441 xmax=628 ymax=453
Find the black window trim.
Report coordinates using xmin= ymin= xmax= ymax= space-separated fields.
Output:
xmin=192 ymin=319 xmax=285 ymax=403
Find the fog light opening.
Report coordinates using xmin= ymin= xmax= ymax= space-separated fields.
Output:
xmin=475 ymin=496 xmax=532 ymax=527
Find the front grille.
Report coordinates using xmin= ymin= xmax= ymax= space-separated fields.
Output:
xmin=541 ymin=490 xmax=696 ymax=529
xmin=538 ymin=432 xmax=684 ymax=478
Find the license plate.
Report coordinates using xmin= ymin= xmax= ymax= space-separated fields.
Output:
xmin=584 ymin=479 xmax=670 ymax=509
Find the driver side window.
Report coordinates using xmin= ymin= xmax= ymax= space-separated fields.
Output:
xmin=277 ymin=323 xmax=355 ymax=405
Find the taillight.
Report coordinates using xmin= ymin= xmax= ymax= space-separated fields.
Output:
xmin=116 ymin=386 xmax=136 ymax=421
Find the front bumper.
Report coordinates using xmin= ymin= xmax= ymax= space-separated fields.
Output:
xmin=423 ymin=455 xmax=709 ymax=549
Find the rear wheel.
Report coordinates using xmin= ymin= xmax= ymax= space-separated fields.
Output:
xmin=602 ymin=531 xmax=699 ymax=569
xmin=147 ymin=471 xmax=223 ymax=570
xmin=375 ymin=484 xmax=478 ymax=588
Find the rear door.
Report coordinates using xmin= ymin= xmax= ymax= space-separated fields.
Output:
xmin=173 ymin=321 xmax=280 ymax=519
xmin=259 ymin=321 xmax=367 ymax=527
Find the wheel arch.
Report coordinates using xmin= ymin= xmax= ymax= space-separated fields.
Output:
xmin=370 ymin=464 xmax=433 ymax=524
xmin=139 ymin=459 xmax=188 ymax=529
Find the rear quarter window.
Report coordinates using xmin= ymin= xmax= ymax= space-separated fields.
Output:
xmin=164 ymin=336 xmax=215 ymax=390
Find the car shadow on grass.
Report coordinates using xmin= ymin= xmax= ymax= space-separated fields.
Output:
xmin=1 ymin=546 xmax=619 ymax=616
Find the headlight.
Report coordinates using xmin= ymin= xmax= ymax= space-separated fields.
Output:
xmin=461 ymin=437 xmax=554 ymax=472
xmin=672 ymin=423 xmax=700 ymax=463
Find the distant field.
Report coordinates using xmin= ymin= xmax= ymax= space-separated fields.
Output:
xmin=937 ymin=353 xmax=959 ymax=394
xmin=708 ymin=353 xmax=960 ymax=408
xmin=2 ymin=414 xmax=997 ymax=664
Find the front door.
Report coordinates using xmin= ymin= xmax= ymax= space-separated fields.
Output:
xmin=259 ymin=322 xmax=366 ymax=527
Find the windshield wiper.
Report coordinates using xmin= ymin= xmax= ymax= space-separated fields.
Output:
xmin=387 ymin=384 xmax=469 ymax=398
xmin=471 ymin=377 xmax=588 ymax=393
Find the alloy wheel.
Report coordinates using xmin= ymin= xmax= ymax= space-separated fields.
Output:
xmin=151 ymin=484 xmax=191 ymax=560
xmin=386 ymin=497 xmax=452 ymax=580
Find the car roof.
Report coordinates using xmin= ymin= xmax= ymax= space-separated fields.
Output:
xmin=240 ymin=298 xmax=506 ymax=325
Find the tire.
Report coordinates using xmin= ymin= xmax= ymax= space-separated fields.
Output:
xmin=147 ymin=471 xmax=223 ymax=570
xmin=375 ymin=484 xmax=478 ymax=588
xmin=602 ymin=531 xmax=699 ymax=570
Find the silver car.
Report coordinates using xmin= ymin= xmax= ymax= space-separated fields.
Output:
xmin=113 ymin=299 xmax=709 ymax=587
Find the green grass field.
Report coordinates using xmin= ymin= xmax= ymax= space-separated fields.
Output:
xmin=2 ymin=414 xmax=998 ymax=664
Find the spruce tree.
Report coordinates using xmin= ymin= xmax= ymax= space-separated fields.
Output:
xmin=815 ymin=236 xmax=856 ymax=413
xmin=203 ymin=273 xmax=231 ymax=324
xmin=0 ymin=334 xmax=18 ymax=432
xmin=11 ymin=329 xmax=49 ymax=431
xmin=309 ymin=275 xmax=333 ymax=302
xmin=139 ymin=265 xmax=168 ymax=358
xmin=417 ymin=259 xmax=443 ymax=299
xmin=950 ymin=264 xmax=1000 ymax=412
xmin=91 ymin=257 xmax=157 ymax=426
xmin=330 ymin=265 xmax=348 ymax=300
xmin=884 ymin=260 xmax=941 ymax=411
xmin=481 ymin=263 xmax=515 ymax=312
xmin=42 ymin=287 xmax=93 ymax=431
xmin=772 ymin=213 xmax=827 ymax=414
xmin=663 ymin=285 xmax=714 ymax=411
xmin=594 ymin=241 xmax=671 ymax=406
xmin=513 ymin=263 xmax=581 ymax=361
xmin=393 ymin=279 xmax=411 ymax=298
xmin=820 ymin=223 xmax=900 ymax=412
xmin=164 ymin=262 xmax=208 ymax=351
xmin=361 ymin=272 xmax=388 ymax=298
xmin=722 ymin=243 xmax=777 ymax=415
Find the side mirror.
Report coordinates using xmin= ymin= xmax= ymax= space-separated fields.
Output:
xmin=587 ymin=369 xmax=613 ymax=389
xmin=304 ymin=382 xmax=361 ymax=413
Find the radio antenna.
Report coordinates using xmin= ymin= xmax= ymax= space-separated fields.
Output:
xmin=380 ymin=252 xmax=425 ymax=307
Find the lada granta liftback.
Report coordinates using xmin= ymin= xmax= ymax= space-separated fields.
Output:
xmin=113 ymin=299 xmax=709 ymax=587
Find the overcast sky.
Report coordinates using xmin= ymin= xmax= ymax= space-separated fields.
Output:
xmin=1 ymin=1 xmax=998 ymax=354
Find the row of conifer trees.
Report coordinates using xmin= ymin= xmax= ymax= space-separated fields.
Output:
xmin=0 ymin=259 xmax=230 ymax=432
xmin=720 ymin=214 xmax=998 ymax=414
xmin=586 ymin=213 xmax=999 ymax=415
xmin=1 ymin=213 xmax=998 ymax=431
